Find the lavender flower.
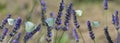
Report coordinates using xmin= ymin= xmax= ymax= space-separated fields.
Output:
xmin=89 ymin=31 xmax=95 ymax=40
xmin=112 ymin=14 xmax=115 ymax=25
xmin=55 ymin=0 xmax=64 ymax=30
xmin=72 ymin=10 xmax=80 ymax=28
xmin=0 ymin=14 xmax=11 ymax=29
xmin=24 ymin=24 xmax=41 ymax=42
xmin=87 ymin=21 xmax=95 ymax=40
xmin=40 ymin=0 xmax=47 ymax=26
xmin=9 ymin=17 xmax=22 ymax=37
xmin=56 ymin=25 xmax=61 ymax=30
xmin=72 ymin=28 xmax=79 ymax=42
xmin=46 ymin=26 xmax=52 ymax=43
xmin=115 ymin=10 xmax=119 ymax=26
xmin=112 ymin=10 xmax=119 ymax=30
xmin=104 ymin=26 xmax=113 ymax=43
xmin=104 ymin=0 xmax=108 ymax=10
xmin=63 ymin=3 xmax=73 ymax=31
xmin=87 ymin=21 xmax=92 ymax=31
xmin=13 ymin=39 xmax=19 ymax=43
xmin=12 ymin=33 xmax=21 ymax=43
xmin=50 ymin=12 xmax=55 ymax=18
xmin=16 ymin=33 xmax=21 ymax=40
xmin=0 ymin=28 xmax=8 ymax=42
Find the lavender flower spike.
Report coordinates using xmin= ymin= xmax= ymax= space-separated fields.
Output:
xmin=87 ymin=21 xmax=92 ymax=31
xmin=72 ymin=10 xmax=80 ymax=28
xmin=12 ymin=32 xmax=21 ymax=43
xmin=87 ymin=21 xmax=95 ymax=40
xmin=104 ymin=26 xmax=113 ymax=43
xmin=73 ymin=28 xmax=79 ymax=42
xmin=112 ymin=14 xmax=115 ymax=25
xmin=115 ymin=10 xmax=119 ymax=26
xmin=14 ymin=17 xmax=22 ymax=30
xmin=13 ymin=39 xmax=19 ymax=43
xmin=104 ymin=0 xmax=108 ymax=10
xmin=0 ymin=28 xmax=8 ymax=42
xmin=9 ymin=17 xmax=22 ymax=37
xmin=40 ymin=0 xmax=47 ymax=26
xmin=0 ymin=14 xmax=11 ymax=29
xmin=16 ymin=33 xmax=21 ymax=40
xmin=24 ymin=24 xmax=41 ymax=42
xmin=59 ymin=0 xmax=64 ymax=11
xmin=46 ymin=26 xmax=52 ymax=42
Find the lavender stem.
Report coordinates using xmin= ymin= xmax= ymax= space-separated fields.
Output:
xmin=58 ymin=31 xmax=65 ymax=43
xmin=93 ymin=39 xmax=96 ymax=43
xmin=78 ymin=29 xmax=85 ymax=43
xmin=8 ymin=37 xmax=13 ymax=43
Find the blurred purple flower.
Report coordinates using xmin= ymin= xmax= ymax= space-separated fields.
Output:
xmin=50 ymin=12 xmax=55 ymax=18
xmin=40 ymin=0 xmax=47 ymax=26
xmin=87 ymin=21 xmax=95 ymax=40
xmin=24 ymin=24 xmax=41 ymax=42
xmin=0 ymin=28 xmax=8 ymax=42
xmin=55 ymin=0 xmax=64 ymax=29
xmin=73 ymin=28 xmax=79 ymax=42
xmin=9 ymin=17 xmax=22 ymax=37
xmin=112 ymin=14 xmax=115 ymax=25
xmin=62 ymin=26 xmax=68 ymax=31
xmin=87 ymin=21 xmax=92 ymax=31
xmin=16 ymin=33 xmax=21 ymax=40
xmin=89 ymin=31 xmax=95 ymax=40
xmin=104 ymin=0 xmax=108 ymax=10
xmin=115 ymin=10 xmax=119 ymax=26
xmin=46 ymin=26 xmax=53 ymax=42
xmin=13 ymin=39 xmax=19 ymax=43
xmin=104 ymin=26 xmax=113 ymax=43
xmin=64 ymin=3 xmax=73 ymax=30
xmin=72 ymin=10 xmax=80 ymax=28
xmin=0 ymin=14 xmax=11 ymax=29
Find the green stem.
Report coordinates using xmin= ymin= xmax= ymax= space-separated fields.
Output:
xmin=78 ymin=29 xmax=85 ymax=43
xmin=93 ymin=39 xmax=96 ymax=43
xmin=58 ymin=31 xmax=65 ymax=43
xmin=26 ymin=0 xmax=37 ymax=21
xmin=37 ymin=33 xmax=43 ymax=43
xmin=7 ymin=37 xmax=13 ymax=43
xmin=38 ymin=26 xmax=46 ymax=43
xmin=54 ymin=30 xmax=58 ymax=43
xmin=104 ymin=10 xmax=107 ymax=26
